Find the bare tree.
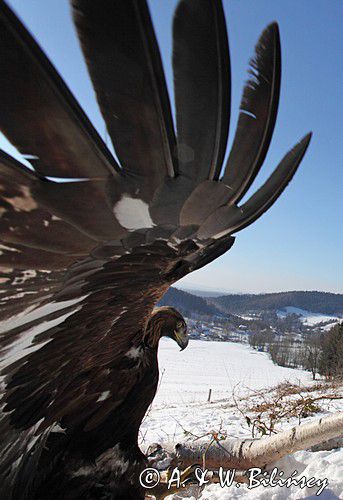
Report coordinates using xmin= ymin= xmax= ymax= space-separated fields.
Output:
xmin=303 ymin=333 xmax=322 ymax=380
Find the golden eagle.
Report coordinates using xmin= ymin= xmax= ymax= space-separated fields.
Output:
xmin=0 ymin=0 xmax=310 ymax=498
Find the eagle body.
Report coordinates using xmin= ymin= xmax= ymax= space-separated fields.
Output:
xmin=31 ymin=344 xmax=158 ymax=500
xmin=0 ymin=0 xmax=311 ymax=498
xmin=2 ymin=313 xmax=175 ymax=500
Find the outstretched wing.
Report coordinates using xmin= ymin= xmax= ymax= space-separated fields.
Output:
xmin=0 ymin=0 xmax=311 ymax=494
xmin=0 ymin=2 xmax=180 ymax=491
xmin=0 ymin=159 xmax=181 ymax=494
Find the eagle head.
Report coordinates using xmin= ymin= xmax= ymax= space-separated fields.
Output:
xmin=147 ymin=307 xmax=188 ymax=351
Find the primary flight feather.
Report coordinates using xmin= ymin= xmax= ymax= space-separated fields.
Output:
xmin=0 ymin=0 xmax=311 ymax=498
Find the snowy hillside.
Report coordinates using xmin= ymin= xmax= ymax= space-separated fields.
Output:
xmin=140 ymin=340 xmax=343 ymax=499
xmin=277 ymin=306 xmax=340 ymax=328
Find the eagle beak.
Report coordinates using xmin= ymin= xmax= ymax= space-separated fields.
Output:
xmin=174 ymin=328 xmax=189 ymax=351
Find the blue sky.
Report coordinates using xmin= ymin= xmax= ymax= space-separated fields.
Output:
xmin=3 ymin=0 xmax=343 ymax=293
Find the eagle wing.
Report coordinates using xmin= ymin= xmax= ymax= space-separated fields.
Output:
xmin=0 ymin=0 xmax=311 ymax=492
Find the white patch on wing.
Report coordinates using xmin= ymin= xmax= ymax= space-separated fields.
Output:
xmin=50 ymin=423 xmax=66 ymax=434
xmin=71 ymin=465 xmax=94 ymax=477
xmin=0 ymin=266 xmax=12 ymax=273
xmin=10 ymin=457 xmax=23 ymax=470
xmin=111 ymin=307 xmax=128 ymax=327
xmin=0 ymin=244 xmax=21 ymax=255
xmin=26 ymin=439 xmax=39 ymax=453
xmin=126 ymin=346 xmax=143 ymax=360
xmin=12 ymin=270 xmax=37 ymax=285
xmin=113 ymin=195 xmax=154 ymax=230
xmin=167 ymin=240 xmax=179 ymax=250
xmin=0 ymin=294 xmax=89 ymax=334
xmin=1 ymin=291 xmax=36 ymax=302
xmin=3 ymin=185 xmax=38 ymax=212
xmin=0 ymin=307 xmax=82 ymax=369
xmin=3 ymin=292 xmax=23 ymax=300
xmin=104 ymin=444 xmax=129 ymax=475
xmin=96 ymin=390 xmax=111 ymax=402
xmin=24 ymin=419 xmax=45 ymax=452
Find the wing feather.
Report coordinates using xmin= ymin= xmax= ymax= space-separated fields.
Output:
xmin=0 ymin=151 xmax=100 ymax=255
xmin=0 ymin=1 xmax=118 ymax=179
xmin=173 ymin=0 xmax=230 ymax=182
xmin=222 ymin=23 xmax=281 ymax=202
xmin=72 ymin=0 xmax=177 ymax=200
xmin=229 ymin=133 xmax=312 ymax=233
xmin=198 ymin=134 xmax=312 ymax=239
xmin=0 ymin=269 xmax=62 ymax=323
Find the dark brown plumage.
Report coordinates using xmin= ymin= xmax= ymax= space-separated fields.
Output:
xmin=0 ymin=0 xmax=311 ymax=498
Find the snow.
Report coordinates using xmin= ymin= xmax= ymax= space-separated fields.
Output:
xmin=240 ymin=315 xmax=258 ymax=321
xmin=322 ymin=323 xmax=339 ymax=332
xmin=199 ymin=450 xmax=343 ymax=499
xmin=277 ymin=307 xmax=340 ymax=327
xmin=140 ymin=340 xmax=343 ymax=499
xmin=153 ymin=340 xmax=309 ymax=406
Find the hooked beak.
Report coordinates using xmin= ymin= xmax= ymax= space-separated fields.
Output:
xmin=173 ymin=328 xmax=189 ymax=351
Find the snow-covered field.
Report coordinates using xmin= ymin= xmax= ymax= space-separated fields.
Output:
xmin=140 ymin=340 xmax=343 ymax=499
xmin=152 ymin=340 xmax=309 ymax=406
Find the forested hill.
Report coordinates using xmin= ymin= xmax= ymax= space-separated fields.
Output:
xmin=159 ymin=287 xmax=224 ymax=317
xmin=211 ymin=291 xmax=343 ymax=315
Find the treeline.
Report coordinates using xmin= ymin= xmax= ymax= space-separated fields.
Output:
xmin=212 ymin=291 xmax=343 ymax=315
xmin=319 ymin=323 xmax=343 ymax=378
xmin=249 ymin=323 xmax=343 ymax=380
xmin=159 ymin=287 xmax=224 ymax=318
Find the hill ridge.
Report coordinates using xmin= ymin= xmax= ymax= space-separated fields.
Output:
xmin=211 ymin=290 xmax=343 ymax=315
